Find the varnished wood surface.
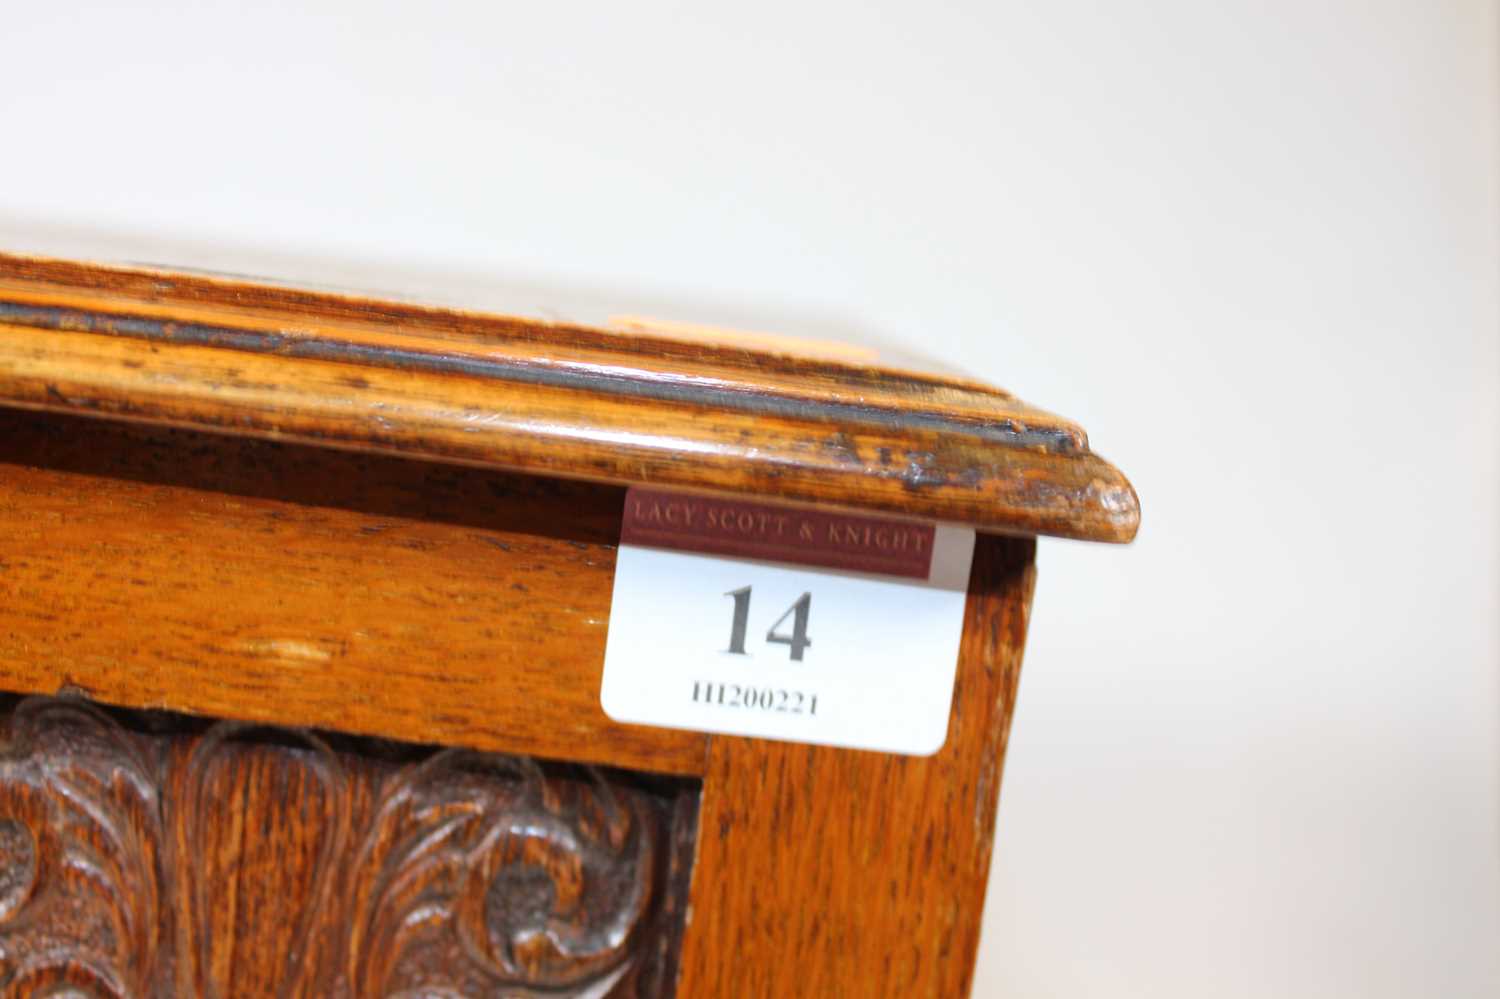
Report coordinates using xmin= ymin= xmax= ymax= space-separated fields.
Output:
xmin=0 ymin=695 xmax=696 ymax=997
xmin=0 ymin=250 xmax=1095 ymax=994
xmin=0 ymin=410 xmax=705 ymax=776
xmin=678 ymin=534 xmax=1037 ymax=998
xmin=0 ymin=252 xmax=1138 ymax=543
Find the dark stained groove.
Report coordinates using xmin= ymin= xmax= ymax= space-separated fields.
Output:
xmin=0 ymin=301 xmax=1080 ymax=454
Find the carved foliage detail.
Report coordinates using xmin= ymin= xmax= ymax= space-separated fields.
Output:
xmin=0 ymin=700 xmax=676 ymax=998
xmin=174 ymin=725 xmax=351 ymax=998
xmin=0 ymin=700 xmax=162 ymax=998
xmin=345 ymin=752 xmax=656 ymax=998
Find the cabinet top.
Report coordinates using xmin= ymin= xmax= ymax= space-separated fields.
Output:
xmin=0 ymin=253 xmax=1137 ymax=542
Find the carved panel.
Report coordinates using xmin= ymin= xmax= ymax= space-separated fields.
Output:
xmin=0 ymin=697 xmax=696 ymax=998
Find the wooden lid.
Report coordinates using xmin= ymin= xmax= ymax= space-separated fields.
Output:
xmin=0 ymin=253 xmax=1138 ymax=542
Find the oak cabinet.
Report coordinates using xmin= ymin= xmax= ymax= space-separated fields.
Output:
xmin=0 ymin=254 xmax=1136 ymax=996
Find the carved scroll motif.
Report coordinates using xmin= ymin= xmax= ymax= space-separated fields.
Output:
xmin=345 ymin=752 xmax=655 ymax=998
xmin=0 ymin=699 xmax=163 ymax=998
xmin=0 ymin=698 xmax=683 ymax=998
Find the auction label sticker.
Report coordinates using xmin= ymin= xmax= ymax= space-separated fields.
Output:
xmin=600 ymin=488 xmax=976 ymax=756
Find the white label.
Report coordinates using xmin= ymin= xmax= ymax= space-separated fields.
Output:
xmin=600 ymin=525 xmax=976 ymax=756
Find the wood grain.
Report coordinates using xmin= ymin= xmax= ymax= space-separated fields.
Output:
xmin=0 ymin=409 xmax=705 ymax=776
xmin=676 ymin=534 xmax=1037 ymax=998
xmin=0 ymin=250 xmax=1126 ymax=994
xmin=0 ymin=695 xmax=697 ymax=998
xmin=0 ymin=252 xmax=1139 ymax=543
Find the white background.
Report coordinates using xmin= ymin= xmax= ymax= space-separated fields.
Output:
xmin=2 ymin=3 xmax=1496 ymax=995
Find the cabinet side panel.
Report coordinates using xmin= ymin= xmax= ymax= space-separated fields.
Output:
xmin=675 ymin=535 xmax=1036 ymax=997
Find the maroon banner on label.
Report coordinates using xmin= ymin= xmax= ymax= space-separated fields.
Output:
xmin=621 ymin=488 xmax=936 ymax=579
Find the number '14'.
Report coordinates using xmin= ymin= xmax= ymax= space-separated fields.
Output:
xmin=724 ymin=587 xmax=812 ymax=661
